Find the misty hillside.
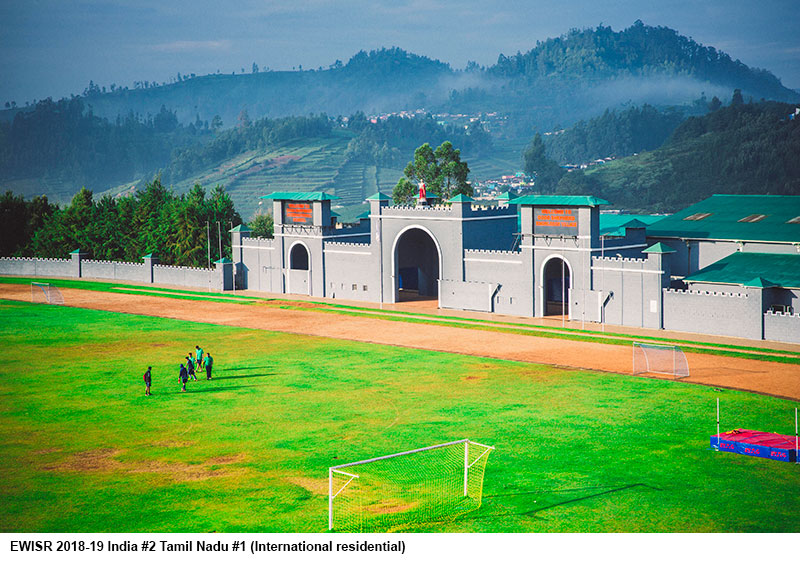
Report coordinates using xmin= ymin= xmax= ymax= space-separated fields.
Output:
xmin=1 ymin=22 xmax=796 ymax=134
xmin=555 ymin=100 xmax=800 ymax=212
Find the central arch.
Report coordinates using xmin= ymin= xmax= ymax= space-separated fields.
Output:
xmin=391 ymin=226 xmax=442 ymax=303
xmin=540 ymin=255 xmax=572 ymax=317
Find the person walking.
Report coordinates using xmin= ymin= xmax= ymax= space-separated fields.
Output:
xmin=186 ymin=355 xmax=197 ymax=381
xmin=195 ymin=345 xmax=204 ymax=369
xmin=179 ymin=363 xmax=188 ymax=392
xmin=204 ymin=353 xmax=213 ymax=380
xmin=143 ymin=366 xmax=152 ymax=396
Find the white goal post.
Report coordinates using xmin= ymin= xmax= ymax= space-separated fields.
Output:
xmin=632 ymin=342 xmax=689 ymax=378
xmin=31 ymin=282 xmax=64 ymax=305
xmin=328 ymin=439 xmax=495 ymax=532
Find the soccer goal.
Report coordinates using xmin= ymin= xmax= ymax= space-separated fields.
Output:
xmin=31 ymin=282 xmax=64 ymax=305
xmin=328 ymin=439 xmax=495 ymax=532
xmin=632 ymin=342 xmax=689 ymax=378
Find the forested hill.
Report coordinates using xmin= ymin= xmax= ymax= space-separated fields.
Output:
xmin=1 ymin=23 xmax=796 ymax=133
xmin=2 ymin=48 xmax=454 ymax=129
xmin=556 ymin=100 xmax=800 ymax=212
xmin=491 ymin=21 xmax=795 ymax=102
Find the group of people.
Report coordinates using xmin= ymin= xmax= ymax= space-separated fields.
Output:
xmin=141 ymin=345 xmax=214 ymax=396
xmin=178 ymin=345 xmax=214 ymax=392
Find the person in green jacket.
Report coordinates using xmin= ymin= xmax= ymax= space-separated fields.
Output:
xmin=195 ymin=345 xmax=204 ymax=369
xmin=204 ymin=353 xmax=213 ymax=380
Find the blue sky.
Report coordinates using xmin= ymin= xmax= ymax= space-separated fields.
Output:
xmin=2 ymin=0 xmax=799 ymax=105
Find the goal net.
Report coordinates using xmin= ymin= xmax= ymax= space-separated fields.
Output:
xmin=31 ymin=282 xmax=64 ymax=305
xmin=328 ymin=439 xmax=495 ymax=532
xmin=632 ymin=342 xmax=689 ymax=378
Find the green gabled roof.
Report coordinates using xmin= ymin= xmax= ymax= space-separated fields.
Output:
xmin=356 ymin=210 xmax=371 ymax=220
xmin=142 ymin=253 xmax=157 ymax=258
xmin=229 ymin=224 xmax=250 ymax=233
xmin=743 ymin=277 xmax=778 ymax=288
xmin=623 ymin=219 xmax=648 ymax=229
xmin=366 ymin=192 xmax=391 ymax=201
xmin=642 ymin=242 xmax=676 ymax=254
xmin=599 ymin=213 xmax=664 ymax=236
xmin=496 ymin=191 xmax=514 ymax=201
xmin=683 ymin=252 xmax=800 ymax=288
xmin=647 ymin=195 xmax=800 ymax=243
xmin=509 ymin=195 xmax=610 ymax=207
xmin=214 ymin=257 xmax=231 ymax=264
xmin=260 ymin=191 xmax=339 ymax=201
xmin=447 ymin=193 xmax=474 ymax=203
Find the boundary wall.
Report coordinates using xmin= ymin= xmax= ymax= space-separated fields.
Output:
xmin=0 ymin=254 xmax=232 ymax=291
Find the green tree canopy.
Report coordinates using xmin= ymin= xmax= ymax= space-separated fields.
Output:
xmin=249 ymin=213 xmax=274 ymax=239
xmin=522 ymin=133 xmax=564 ymax=193
xmin=392 ymin=141 xmax=472 ymax=204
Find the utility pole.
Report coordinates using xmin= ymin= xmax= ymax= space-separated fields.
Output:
xmin=217 ymin=221 xmax=222 ymax=261
xmin=206 ymin=221 xmax=211 ymax=269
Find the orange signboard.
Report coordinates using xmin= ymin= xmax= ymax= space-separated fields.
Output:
xmin=284 ymin=202 xmax=313 ymax=225
xmin=534 ymin=207 xmax=578 ymax=235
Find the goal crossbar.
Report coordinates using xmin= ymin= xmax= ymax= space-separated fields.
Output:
xmin=330 ymin=439 xmax=471 ymax=471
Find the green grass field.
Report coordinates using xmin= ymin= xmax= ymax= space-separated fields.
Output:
xmin=1 ymin=299 xmax=798 ymax=533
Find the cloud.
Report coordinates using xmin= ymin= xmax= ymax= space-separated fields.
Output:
xmin=147 ymin=40 xmax=231 ymax=53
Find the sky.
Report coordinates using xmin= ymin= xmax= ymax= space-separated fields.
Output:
xmin=2 ymin=0 xmax=799 ymax=106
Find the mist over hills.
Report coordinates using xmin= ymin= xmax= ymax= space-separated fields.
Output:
xmin=1 ymin=21 xmax=798 ymax=216
xmin=2 ymin=22 xmax=796 ymax=131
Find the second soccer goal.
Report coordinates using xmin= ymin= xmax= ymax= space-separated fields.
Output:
xmin=328 ymin=439 xmax=495 ymax=532
xmin=632 ymin=342 xmax=689 ymax=378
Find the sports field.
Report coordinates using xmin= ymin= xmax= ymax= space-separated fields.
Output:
xmin=1 ymin=298 xmax=798 ymax=532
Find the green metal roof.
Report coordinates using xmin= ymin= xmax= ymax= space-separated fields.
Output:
xmin=496 ymin=191 xmax=514 ymax=201
xmin=356 ymin=210 xmax=370 ymax=220
xmin=447 ymin=193 xmax=474 ymax=202
xmin=642 ymin=242 xmax=676 ymax=254
xmin=229 ymin=224 xmax=250 ymax=233
xmin=510 ymin=195 xmax=610 ymax=207
xmin=599 ymin=213 xmax=664 ymax=236
xmin=683 ymin=252 xmax=800 ymax=288
xmin=647 ymin=195 xmax=800 ymax=243
xmin=366 ymin=192 xmax=391 ymax=201
xmin=260 ymin=191 xmax=340 ymax=201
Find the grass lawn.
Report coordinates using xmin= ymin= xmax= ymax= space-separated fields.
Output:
xmin=0 ymin=299 xmax=798 ymax=532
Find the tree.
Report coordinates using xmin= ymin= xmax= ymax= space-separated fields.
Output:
xmin=392 ymin=178 xmax=417 ymax=205
xmin=249 ymin=213 xmax=274 ymax=238
xmin=522 ymin=133 xmax=564 ymax=193
xmin=392 ymin=141 xmax=472 ymax=204
xmin=708 ymin=96 xmax=722 ymax=112
xmin=211 ymin=115 xmax=223 ymax=132
xmin=731 ymin=89 xmax=744 ymax=106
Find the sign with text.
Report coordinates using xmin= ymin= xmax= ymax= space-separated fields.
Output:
xmin=534 ymin=207 xmax=578 ymax=236
xmin=284 ymin=202 xmax=313 ymax=225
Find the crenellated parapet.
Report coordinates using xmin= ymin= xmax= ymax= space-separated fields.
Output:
xmin=664 ymin=288 xmax=749 ymax=299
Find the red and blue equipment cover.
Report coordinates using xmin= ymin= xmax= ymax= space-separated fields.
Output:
xmin=711 ymin=429 xmax=797 ymax=462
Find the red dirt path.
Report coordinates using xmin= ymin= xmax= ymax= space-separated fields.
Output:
xmin=3 ymin=284 xmax=798 ymax=400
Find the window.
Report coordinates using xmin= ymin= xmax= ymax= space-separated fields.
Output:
xmin=683 ymin=213 xmax=712 ymax=221
xmin=352 ymin=284 xmax=357 ymax=291
xmin=363 ymin=285 xmax=368 ymax=291
xmin=738 ymin=214 xmax=767 ymax=223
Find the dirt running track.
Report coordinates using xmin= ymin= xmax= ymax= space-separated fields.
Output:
xmin=2 ymin=284 xmax=799 ymax=400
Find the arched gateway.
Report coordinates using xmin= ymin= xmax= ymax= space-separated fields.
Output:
xmin=392 ymin=227 xmax=441 ymax=302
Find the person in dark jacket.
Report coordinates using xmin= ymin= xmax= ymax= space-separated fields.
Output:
xmin=186 ymin=355 xmax=197 ymax=381
xmin=179 ymin=364 xmax=188 ymax=392
xmin=143 ymin=366 xmax=152 ymax=396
